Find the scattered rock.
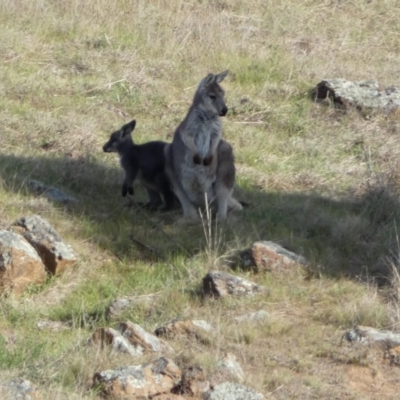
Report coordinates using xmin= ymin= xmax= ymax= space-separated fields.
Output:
xmin=118 ymin=321 xmax=174 ymax=354
xmin=36 ymin=319 xmax=71 ymax=332
xmin=152 ymin=395 xmax=187 ymax=400
xmin=0 ymin=378 xmax=41 ymax=400
xmin=204 ymin=382 xmax=264 ymax=400
xmin=235 ymin=310 xmax=269 ymax=324
xmin=344 ymin=326 xmax=400 ymax=348
xmin=311 ymin=79 xmax=400 ymax=115
xmin=202 ymin=271 xmax=267 ymax=298
xmin=90 ymin=327 xmax=143 ymax=357
xmin=107 ymin=293 xmax=160 ymax=317
xmin=10 ymin=215 xmax=78 ymax=275
xmin=240 ymin=241 xmax=307 ymax=273
xmin=93 ymin=357 xmax=181 ymax=399
xmin=0 ymin=230 xmax=46 ymax=295
xmin=216 ymin=353 xmax=244 ymax=382
xmin=175 ymin=365 xmax=210 ymax=396
xmin=155 ymin=319 xmax=212 ymax=341
xmin=27 ymin=179 xmax=78 ymax=204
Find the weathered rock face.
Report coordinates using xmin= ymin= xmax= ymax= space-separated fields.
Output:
xmin=216 ymin=353 xmax=244 ymax=382
xmin=155 ymin=319 xmax=212 ymax=340
xmin=0 ymin=378 xmax=42 ymax=400
xmin=0 ymin=230 xmax=47 ymax=295
xmin=90 ymin=327 xmax=144 ymax=357
xmin=176 ymin=365 xmax=210 ymax=396
xmin=10 ymin=215 xmax=78 ymax=275
xmin=204 ymin=382 xmax=265 ymax=400
xmin=202 ymin=271 xmax=267 ymax=298
xmin=344 ymin=325 xmax=400 ymax=348
xmin=311 ymin=79 xmax=400 ymax=115
xmin=241 ymin=241 xmax=307 ymax=273
xmin=93 ymin=357 xmax=182 ymax=399
xmin=118 ymin=321 xmax=174 ymax=354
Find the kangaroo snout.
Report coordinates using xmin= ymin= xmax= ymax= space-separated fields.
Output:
xmin=219 ymin=106 xmax=228 ymax=117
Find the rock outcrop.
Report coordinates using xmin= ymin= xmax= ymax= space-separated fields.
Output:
xmin=203 ymin=271 xmax=267 ymax=298
xmin=10 ymin=215 xmax=78 ymax=275
xmin=0 ymin=378 xmax=41 ymax=400
xmin=0 ymin=230 xmax=47 ymax=295
xmin=93 ymin=357 xmax=182 ymax=399
xmin=311 ymin=79 xmax=400 ymax=115
xmin=204 ymin=381 xmax=265 ymax=400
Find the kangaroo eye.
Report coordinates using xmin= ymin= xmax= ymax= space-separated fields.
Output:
xmin=209 ymin=94 xmax=216 ymax=100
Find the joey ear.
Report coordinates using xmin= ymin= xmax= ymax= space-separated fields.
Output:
xmin=215 ymin=70 xmax=229 ymax=83
xmin=122 ymin=119 xmax=136 ymax=136
xmin=201 ymin=73 xmax=215 ymax=89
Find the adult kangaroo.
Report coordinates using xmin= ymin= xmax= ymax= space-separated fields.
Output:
xmin=164 ymin=70 xmax=242 ymax=220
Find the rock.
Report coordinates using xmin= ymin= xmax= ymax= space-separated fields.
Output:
xmin=155 ymin=319 xmax=212 ymax=341
xmin=204 ymin=382 xmax=264 ymax=400
xmin=344 ymin=326 xmax=400 ymax=348
xmin=202 ymin=271 xmax=267 ymax=298
xmin=27 ymin=179 xmax=78 ymax=204
xmin=90 ymin=327 xmax=143 ymax=357
xmin=175 ymin=365 xmax=210 ymax=396
xmin=118 ymin=321 xmax=174 ymax=354
xmin=10 ymin=215 xmax=78 ymax=275
xmin=235 ymin=310 xmax=269 ymax=324
xmin=216 ymin=353 xmax=244 ymax=382
xmin=0 ymin=230 xmax=46 ymax=295
xmin=107 ymin=293 xmax=160 ymax=317
xmin=153 ymin=395 xmax=187 ymax=400
xmin=311 ymin=79 xmax=400 ymax=115
xmin=36 ymin=319 xmax=70 ymax=332
xmin=93 ymin=357 xmax=181 ymax=399
xmin=241 ymin=241 xmax=307 ymax=273
xmin=0 ymin=378 xmax=41 ymax=400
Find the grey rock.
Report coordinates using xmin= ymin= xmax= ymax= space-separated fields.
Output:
xmin=27 ymin=179 xmax=78 ymax=204
xmin=93 ymin=357 xmax=181 ymax=398
xmin=203 ymin=271 xmax=268 ymax=298
xmin=0 ymin=378 xmax=41 ymax=399
xmin=36 ymin=319 xmax=71 ymax=332
xmin=311 ymin=79 xmax=400 ymax=115
xmin=10 ymin=215 xmax=77 ymax=275
xmin=216 ymin=353 xmax=244 ymax=382
xmin=90 ymin=327 xmax=144 ymax=357
xmin=118 ymin=321 xmax=174 ymax=354
xmin=204 ymin=382 xmax=264 ymax=400
xmin=344 ymin=325 xmax=400 ymax=347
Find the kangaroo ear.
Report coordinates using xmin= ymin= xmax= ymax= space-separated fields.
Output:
xmin=215 ymin=70 xmax=229 ymax=83
xmin=122 ymin=119 xmax=136 ymax=136
xmin=201 ymin=73 xmax=215 ymax=89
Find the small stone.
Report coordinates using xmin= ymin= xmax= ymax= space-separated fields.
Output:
xmin=0 ymin=378 xmax=41 ymax=400
xmin=244 ymin=241 xmax=307 ymax=273
xmin=118 ymin=321 xmax=174 ymax=354
xmin=155 ymin=320 xmax=212 ymax=340
xmin=202 ymin=271 xmax=268 ymax=298
xmin=27 ymin=180 xmax=78 ymax=204
xmin=216 ymin=353 xmax=244 ymax=382
xmin=204 ymin=382 xmax=264 ymax=400
xmin=90 ymin=327 xmax=143 ymax=357
xmin=176 ymin=365 xmax=210 ymax=396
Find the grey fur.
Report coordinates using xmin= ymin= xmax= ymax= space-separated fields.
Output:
xmin=165 ymin=70 xmax=242 ymax=220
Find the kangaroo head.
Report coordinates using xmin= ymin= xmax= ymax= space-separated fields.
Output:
xmin=196 ymin=70 xmax=229 ymax=117
xmin=103 ymin=119 xmax=136 ymax=153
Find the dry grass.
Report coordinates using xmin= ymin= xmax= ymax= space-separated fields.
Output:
xmin=2 ymin=0 xmax=400 ymax=398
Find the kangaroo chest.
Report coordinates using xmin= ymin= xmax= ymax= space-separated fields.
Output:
xmin=193 ymin=119 xmax=221 ymax=158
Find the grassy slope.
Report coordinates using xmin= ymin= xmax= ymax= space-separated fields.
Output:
xmin=1 ymin=0 xmax=400 ymax=398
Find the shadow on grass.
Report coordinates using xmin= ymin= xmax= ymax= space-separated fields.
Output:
xmin=1 ymin=152 xmax=399 ymax=284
